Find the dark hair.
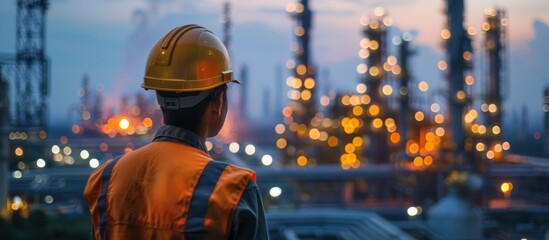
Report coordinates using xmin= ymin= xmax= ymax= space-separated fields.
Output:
xmin=158 ymin=84 xmax=227 ymax=131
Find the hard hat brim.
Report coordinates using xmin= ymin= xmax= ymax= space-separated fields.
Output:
xmin=156 ymin=89 xmax=215 ymax=109
xmin=142 ymin=71 xmax=238 ymax=92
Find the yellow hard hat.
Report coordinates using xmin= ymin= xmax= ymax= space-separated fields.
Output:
xmin=142 ymin=24 xmax=238 ymax=92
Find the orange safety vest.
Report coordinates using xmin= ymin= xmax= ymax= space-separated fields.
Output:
xmin=83 ymin=141 xmax=256 ymax=239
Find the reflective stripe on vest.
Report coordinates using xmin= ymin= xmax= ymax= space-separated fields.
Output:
xmin=184 ymin=160 xmax=228 ymax=237
xmin=96 ymin=156 xmax=122 ymax=240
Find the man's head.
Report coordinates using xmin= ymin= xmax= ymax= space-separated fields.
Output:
xmin=142 ymin=24 xmax=237 ymax=137
xmin=157 ymin=84 xmax=228 ymax=137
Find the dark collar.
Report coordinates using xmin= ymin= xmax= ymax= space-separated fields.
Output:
xmin=153 ymin=125 xmax=209 ymax=154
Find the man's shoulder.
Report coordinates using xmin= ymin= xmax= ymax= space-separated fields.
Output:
xmin=213 ymin=160 xmax=255 ymax=173
xmin=210 ymin=160 xmax=257 ymax=183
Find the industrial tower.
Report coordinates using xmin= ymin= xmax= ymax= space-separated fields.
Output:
xmin=545 ymin=87 xmax=549 ymax=158
xmin=0 ymin=76 xmax=8 ymax=218
xmin=282 ymin=0 xmax=318 ymax=165
xmin=0 ymin=0 xmax=49 ymax=218
xmin=397 ymin=34 xmax=414 ymax=160
xmin=222 ymin=2 xmax=231 ymax=53
xmin=15 ymin=0 xmax=50 ymax=130
xmin=481 ymin=8 xmax=507 ymax=160
xmin=360 ymin=10 xmax=391 ymax=163
xmin=444 ymin=0 xmax=473 ymax=165
xmin=288 ymin=0 xmax=317 ymax=122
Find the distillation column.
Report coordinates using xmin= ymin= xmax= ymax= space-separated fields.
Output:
xmin=361 ymin=10 xmax=390 ymax=163
xmin=543 ymin=87 xmax=549 ymax=158
xmin=289 ymin=0 xmax=316 ymax=122
xmin=282 ymin=0 xmax=318 ymax=165
xmin=482 ymin=8 xmax=507 ymax=159
xmin=397 ymin=35 xmax=414 ymax=160
xmin=445 ymin=0 xmax=472 ymax=164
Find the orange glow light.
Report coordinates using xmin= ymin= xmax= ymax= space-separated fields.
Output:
xmin=409 ymin=143 xmax=419 ymax=154
xmin=424 ymin=156 xmax=433 ymax=166
xmin=413 ymin=156 xmax=423 ymax=167
xmin=359 ymin=48 xmax=370 ymax=59
xmin=276 ymin=138 xmax=287 ymax=149
xmin=369 ymin=20 xmax=379 ymax=30
xmin=344 ymin=125 xmax=355 ymax=134
xmin=143 ymin=117 xmax=153 ymax=128
xmin=391 ymin=65 xmax=401 ymax=75
xmin=369 ymin=66 xmax=380 ymax=77
xmin=301 ymin=90 xmax=312 ymax=101
xmin=369 ymin=40 xmax=379 ymax=50
xmin=309 ymin=128 xmax=320 ymax=140
xmin=304 ymin=78 xmax=315 ymax=89
xmin=119 ymin=118 xmax=130 ymax=130
xmin=440 ymin=29 xmax=451 ymax=40
xmin=345 ymin=143 xmax=356 ymax=153
xmin=349 ymin=118 xmax=360 ymax=128
xmin=418 ymin=81 xmax=429 ymax=92
xmin=15 ymin=147 xmax=23 ymax=157
xmin=368 ymin=105 xmax=380 ymax=116
xmin=425 ymin=132 xmax=435 ymax=142
xmin=282 ymin=106 xmax=292 ymax=117
xmin=341 ymin=95 xmax=351 ymax=105
xmin=353 ymin=136 xmax=363 ymax=147
xmin=435 ymin=127 xmax=445 ymax=136
xmin=435 ymin=114 xmax=444 ymax=124
xmin=296 ymin=64 xmax=307 ymax=75
xmin=414 ymin=111 xmax=425 ymax=121
xmin=382 ymin=85 xmax=393 ymax=95
xmin=463 ymin=51 xmax=472 ymax=61
xmin=500 ymin=182 xmax=513 ymax=193
xmin=438 ymin=61 xmax=448 ymax=71
xmin=372 ymin=118 xmax=383 ymax=129
xmin=390 ymin=132 xmax=400 ymax=144
xmin=467 ymin=26 xmax=477 ymax=36
xmin=465 ymin=75 xmax=474 ymax=85
xmin=357 ymin=63 xmax=368 ymax=74
xmin=327 ymin=136 xmax=339 ymax=147
xmin=425 ymin=142 xmax=435 ymax=151
xmin=297 ymin=124 xmax=308 ymax=137
xmin=352 ymin=106 xmax=363 ymax=116
xmin=350 ymin=95 xmax=360 ymax=106
xmin=102 ymin=125 xmax=112 ymax=134
xmin=297 ymin=156 xmax=308 ymax=166
xmin=72 ymin=125 xmax=81 ymax=134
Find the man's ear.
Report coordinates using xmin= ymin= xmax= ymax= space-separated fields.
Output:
xmin=211 ymin=90 xmax=225 ymax=117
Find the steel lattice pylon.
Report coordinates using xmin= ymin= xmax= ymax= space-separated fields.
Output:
xmin=15 ymin=0 xmax=49 ymax=129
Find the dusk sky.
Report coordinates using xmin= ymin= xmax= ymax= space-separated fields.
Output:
xmin=1 ymin=0 xmax=549 ymax=130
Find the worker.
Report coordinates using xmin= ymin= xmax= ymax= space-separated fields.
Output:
xmin=83 ymin=24 xmax=269 ymax=240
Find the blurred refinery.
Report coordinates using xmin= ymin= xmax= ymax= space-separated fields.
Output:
xmin=1 ymin=0 xmax=549 ymax=239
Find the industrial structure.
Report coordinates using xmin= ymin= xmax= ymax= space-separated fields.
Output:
xmin=2 ymin=0 xmax=549 ymax=238
xmin=444 ymin=0 xmax=473 ymax=166
xmin=278 ymin=1 xmax=444 ymax=172
xmin=14 ymin=0 xmax=50 ymax=130
xmin=0 ymin=75 xmax=9 ymax=218
xmin=0 ymin=0 xmax=50 ymax=220
xmin=545 ymin=87 xmax=549 ymax=157
xmin=280 ymin=0 xmax=320 ymax=166
xmin=479 ymin=8 xmax=508 ymax=163
xmin=360 ymin=9 xmax=391 ymax=164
